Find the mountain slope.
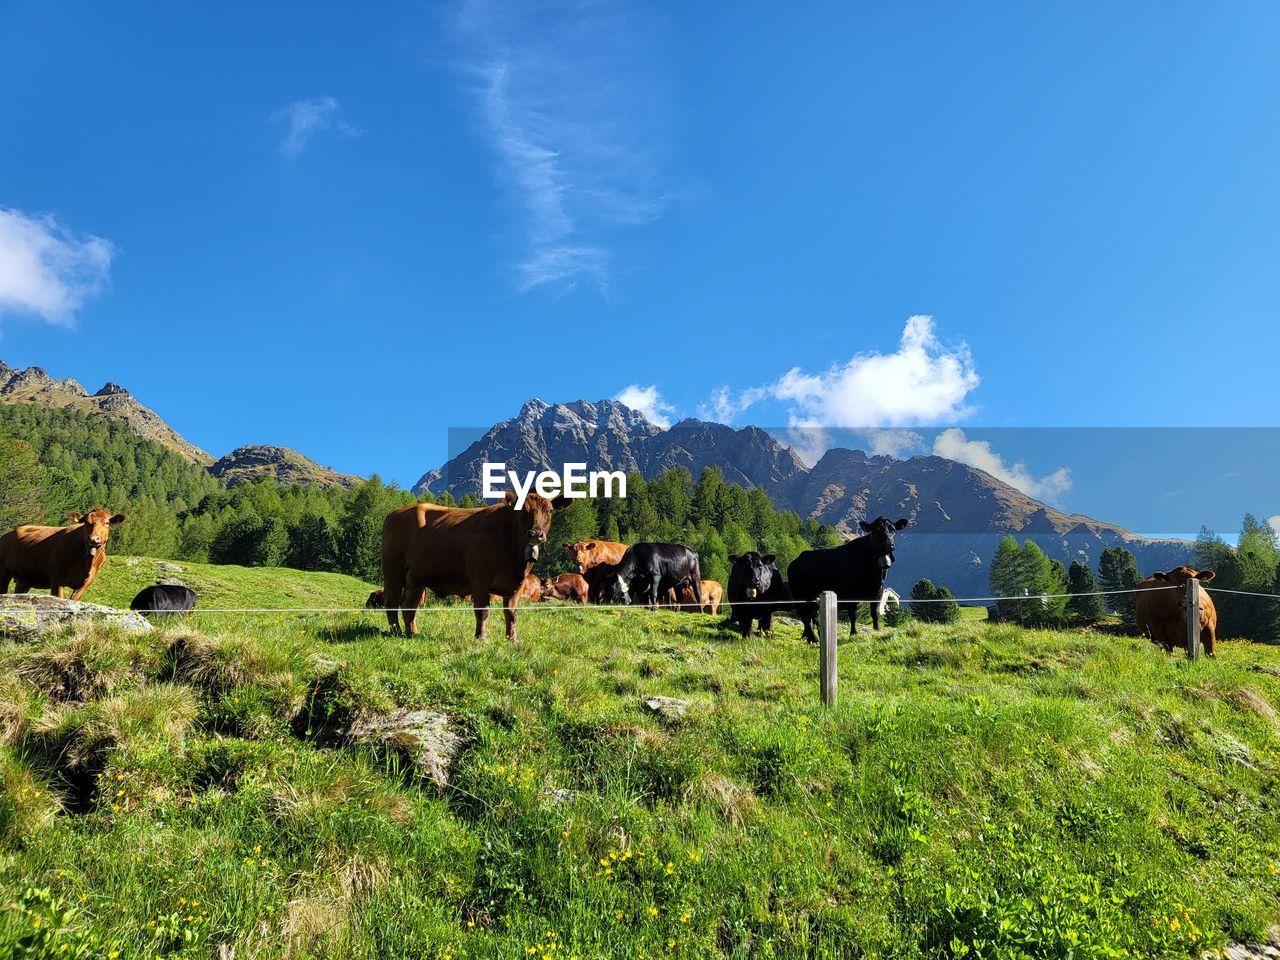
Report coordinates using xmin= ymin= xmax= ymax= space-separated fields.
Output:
xmin=415 ymin=398 xmax=1192 ymax=596
xmin=414 ymin=400 xmax=806 ymax=497
xmin=209 ymin=445 xmax=362 ymax=489
xmin=0 ymin=362 xmax=211 ymax=465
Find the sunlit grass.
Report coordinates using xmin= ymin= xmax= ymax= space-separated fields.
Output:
xmin=2 ymin=567 xmax=1280 ymax=958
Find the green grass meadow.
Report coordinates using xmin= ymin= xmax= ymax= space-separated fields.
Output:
xmin=2 ymin=559 xmax=1279 ymax=958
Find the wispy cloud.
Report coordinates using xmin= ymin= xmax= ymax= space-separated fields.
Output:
xmin=0 ymin=208 xmax=114 ymax=329
xmin=276 ymin=96 xmax=361 ymax=158
xmin=616 ymin=383 xmax=675 ymax=429
xmin=452 ymin=0 xmax=667 ymax=293
xmin=933 ymin=428 xmax=1072 ymax=504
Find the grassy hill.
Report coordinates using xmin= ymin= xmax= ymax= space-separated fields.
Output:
xmin=90 ymin=555 xmax=379 ymax=611
xmin=2 ymin=562 xmax=1280 ymax=958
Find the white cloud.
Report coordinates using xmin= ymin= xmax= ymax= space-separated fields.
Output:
xmin=1269 ymin=515 xmax=1280 ymax=540
xmin=864 ymin=429 xmax=925 ymax=458
xmin=276 ymin=97 xmax=361 ymax=158
xmin=932 ymin=428 xmax=1072 ymax=504
xmin=706 ymin=316 xmax=980 ymax=429
xmin=0 ymin=208 xmax=114 ymax=327
xmin=616 ymin=384 xmax=674 ymax=429
xmin=453 ymin=0 xmax=667 ymax=294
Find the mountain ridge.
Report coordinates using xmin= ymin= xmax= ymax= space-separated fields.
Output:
xmin=417 ymin=397 xmax=1192 ymax=595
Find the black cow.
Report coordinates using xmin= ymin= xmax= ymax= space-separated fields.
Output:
xmin=726 ymin=552 xmax=791 ymax=637
xmin=609 ymin=543 xmax=702 ymax=609
xmin=129 ymin=583 xmax=197 ymax=615
xmin=788 ymin=516 xmax=909 ymax=642
xmin=584 ymin=560 xmax=623 ymax=604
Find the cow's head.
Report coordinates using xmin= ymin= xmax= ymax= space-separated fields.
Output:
xmin=1152 ymin=565 xmax=1215 ymax=597
xmin=858 ymin=516 xmax=909 ymax=571
xmin=505 ymin=491 xmax=569 ymax=561
xmin=365 ymin=589 xmax=384 ymax=609
xmin=67 ymin=508 xmax=125 ymax=561
xmin=729 ymin=552 xmax=777 ymax=599
xmin=565 ymin=540 xmax=602 ymax=573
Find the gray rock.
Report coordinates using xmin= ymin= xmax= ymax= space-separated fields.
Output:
xmin=156 ymin=561 xmax=186 ymax=573
xmin=1216 ymin=928 xmax=1280 ymax=960
xmin=0 ymin=595 xmax=154 ymax=640
xmin=643 ymin=695 xmax=690 ymax=720
xmin=346 ymin=709 xmax=463 ymax=790
xmin=543 ymin=787 xmax=576 ymax=806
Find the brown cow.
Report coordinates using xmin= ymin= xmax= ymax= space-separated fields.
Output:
xmin=381 ymin=491 xmax=567 ymax=639
xmin=541 ymin=572 xmax=589 ymax=603
xmin=0 ymin=509 xmax=125 ymax=601
xmin=1136 ymin=566 xmax=1218 ymax=656
xmin=365 ymin=589 xmax=384 ymax=609
xmin=564 ymin=539 xmax=628 ymax=573
xmin=504 ymin=574 xmax=543 ymax=604
xmin=667 ymin=579 xmax=723 ymax=614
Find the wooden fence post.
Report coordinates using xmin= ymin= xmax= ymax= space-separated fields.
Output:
xmin=818 ymin=590 xmax=838 ymax=707
xmin=1185 ymin=576 xmax=1201 ymax=661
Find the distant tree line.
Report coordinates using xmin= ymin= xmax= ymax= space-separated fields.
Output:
xmin=985 ymin=537 xmax=1140 ymax=629
xmin=0 ymin=406 xmax=840 ymax=585
xmin=1193 ymin=514 xmax=1280 ymax=642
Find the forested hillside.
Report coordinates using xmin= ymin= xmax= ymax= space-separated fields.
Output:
xmin=0 ymin=405 xmax=840 ymax=586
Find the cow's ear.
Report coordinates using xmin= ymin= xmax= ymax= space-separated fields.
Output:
xmin=585 ymin=541 xmax=596 ymax=549
xmin=1152 ymin=571 xmax=1169 ymax=582
xmin=109 ymin=514 xmax=126 ymax=525
xmin=761 ymin=554 xmax=776 ymax=565
xmin=551 ymin=494 xmax=572 ymax=510
xmin=562 ymin=542 xmax=574 ymax=552
xmin=1196 ymin=570 xmax=1216 ymax=583
xmin=66 ymin=512 xmax=84 ymax=523
xmin=859 ymin=520 xmax=872 ymax=532
xmin=894 ymin=518 xmax=909 ymax=531
xmin=728 ymin=554 xmax=740 ymax=564
xmin=503 ymin=490 xmax=518 ymax=507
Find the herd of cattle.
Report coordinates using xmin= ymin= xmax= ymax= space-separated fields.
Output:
xmin=0 ymin=493 xmax=1222 ymax=656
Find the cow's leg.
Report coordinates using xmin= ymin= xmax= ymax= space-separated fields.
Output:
xmin=14 ymin=580 xmax=32 ymax=594
xmin=70 ymin=579 xmax=92 ymax=602
xmin=0 ymin=567 xmax=10 ymax=593
xmin=848 ymin=601 xmax=859 ymax=636
xmin=473 ymin=590 xmax=490 ymax=639
xmin=1202 ymin=624 xmax=1216 ymax=657
xmin=50 ymin=585 xmax=64 ymax=599
xmin=760 ymin=611 xmax=774 ymax=636
xmin=738 ymin=611 xmax=753 ymax=638
xmin=400 ymin=585 xmax=426 ymax=636
xmin=383 ymin=568 xmax=406 ymax=634
xmin=503 ymin=594 xmax=519 ymax=642
xmin=871 ymin=603 xmax=881 ymax=631
xmin=800 ymin=601 xmax=817 ymax=643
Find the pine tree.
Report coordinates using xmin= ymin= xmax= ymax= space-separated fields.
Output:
xmin=1067 ymin=560 xmax=1105 ymax=623
xmin=0 ymin=436 xmax=46 ymax=531
xmin=1098 ymin=546 xmax=1142 ymax=629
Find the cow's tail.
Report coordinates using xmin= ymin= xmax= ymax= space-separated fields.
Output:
xmin=691 ymin=556 xmax=703 ymax=607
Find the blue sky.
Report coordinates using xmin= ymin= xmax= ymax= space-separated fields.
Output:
xmin=1 ymin=1 xmax=1278 ymax=535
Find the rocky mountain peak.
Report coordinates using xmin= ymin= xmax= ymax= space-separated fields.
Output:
xmin=0 ymin=360 xmax=211 ymax=464
xmin=209 ymin=444 xmax=361 ymax=489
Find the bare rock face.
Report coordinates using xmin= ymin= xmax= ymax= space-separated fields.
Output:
xmin=345 ymin=709 xmax=464 ymax=790
xmin=0 ymin=595 xmax=154 ymax=640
